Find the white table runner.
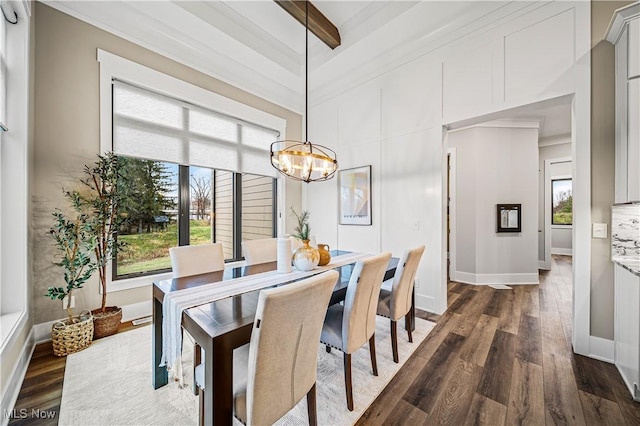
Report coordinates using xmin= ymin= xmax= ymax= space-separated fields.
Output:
xmin=160 ymin=251 xmax=369 ymax=372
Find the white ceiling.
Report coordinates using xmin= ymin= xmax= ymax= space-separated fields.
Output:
xmin=43 ymin=1 xmax=547 ymax=116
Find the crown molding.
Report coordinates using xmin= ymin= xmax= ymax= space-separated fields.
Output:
xmin=605 ymin=2 xmax=640 ymax=44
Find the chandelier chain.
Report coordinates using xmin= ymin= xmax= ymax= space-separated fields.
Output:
xmin=305 ymin=0 xmax=309 ymax=144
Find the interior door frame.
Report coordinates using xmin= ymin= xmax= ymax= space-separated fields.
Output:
xmin=447 ymin=147 xmax=457 ymax=282
xmin=544 ymin=156 xmax=572 ymax=270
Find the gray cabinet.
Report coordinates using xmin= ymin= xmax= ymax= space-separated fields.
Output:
xmin=607 ymin=3 xmax=640 ymax=203
xmin=608 ymin=2 xmax=640 ymax=401
xmin=614 ymin=263 xmax=640 ymax=401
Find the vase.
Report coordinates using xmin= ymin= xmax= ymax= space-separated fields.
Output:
xmin=317 ymin=243 xmax=331 ymax=266
xmin=292 ymin=239 xmax=319 ymax=271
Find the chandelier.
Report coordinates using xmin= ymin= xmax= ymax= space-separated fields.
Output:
xmin=270 ymin=1 xmax=338 ymax=183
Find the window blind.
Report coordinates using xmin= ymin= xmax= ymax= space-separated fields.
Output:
xmin=112 ymin=80 xmax=279 ymax=177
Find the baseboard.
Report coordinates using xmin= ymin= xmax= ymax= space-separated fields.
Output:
xmin=33 ymin=320 xmax=58 ymax=344
xmin=551 ymin=248 xmax=573 ymax=256
xmin=588 ymin=336 xmax=614 ymax=364
xmin=121 ymin=301 xmax=152 ymax=323
xmin=415 ymin=294 xmax=444 ymax=315
xmin=0 ymin=326 xmax=34 ymax=426
xmin=453 ymin=271 xmax=539 ymax=285
xmin=538 ymin=260 xmax=550 ymax=270
xmin=34 ymin=301 xmax=152 ymax=343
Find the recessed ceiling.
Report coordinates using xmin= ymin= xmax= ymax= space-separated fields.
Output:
xmin=43 ymin=1 xmax=542 ymax=112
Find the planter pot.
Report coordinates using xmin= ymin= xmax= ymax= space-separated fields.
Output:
xmin=292 ymin=240 xmax=319 ymax=271
xmin=52 ymin=311 xmax=94 ymax=357
xmin=91 ymin=306 xmax=123 ymax=339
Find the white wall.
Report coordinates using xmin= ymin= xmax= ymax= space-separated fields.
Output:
xmin=449 ymin=124 xmax=539 ymax=284
xmin=307 ymin=58 xmax=444 ymax=312
xmin=306 ymin=1 xmax=590 ymax=319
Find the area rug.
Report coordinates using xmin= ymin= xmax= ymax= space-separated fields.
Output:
xmin=59 ymin=316 xmax=435 ymax=426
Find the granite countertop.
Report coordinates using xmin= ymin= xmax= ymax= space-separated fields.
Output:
xmin=614 ymin=259 xmax=640 ymax=277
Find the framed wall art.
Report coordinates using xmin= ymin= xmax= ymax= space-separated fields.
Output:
xmin=496 ymin=203 xmax=521 ymax=233
xmin=338 ymin=165 xmax=372 ymax=225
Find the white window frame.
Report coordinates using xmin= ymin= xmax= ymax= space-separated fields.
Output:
xmin=551 ymin=174 xmax=573 ymax=229
xmin=0 ymin=0 xmax=31 ymax=350
xmin=97 ymin=49 xmax=287 ymax=292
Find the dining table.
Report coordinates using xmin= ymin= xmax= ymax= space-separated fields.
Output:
xmin=152 ymin=250 xmax=411 ymax=425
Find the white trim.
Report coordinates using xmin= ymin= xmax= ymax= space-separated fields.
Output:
xmin=539 ymin=133 xmax=572 ymax=147
xmin=446 ymin=119 xmax=540 ymax=135
xmin=97 ymin=49 xmax=286 ymax=150
xmin=434 ymin=126 xmax=447 ymax=315
xmin=415 ymin=294 xmax=440 ymax=314
xmin=447 ymin=147 xmax=457 ymax=288
xmin=605 ymin=2 xmax=640 ymax=45
xmin=572 ymin=13 xmax=593 ymax=356
xmin=33 ymin=320 xmax=57 ymax=344
xmin=453 ymin=271 xmax=539 ymax=285
xmin=589 ymin=336 xmax=614 ymax=364
xmin=108 ymin=272 xmax=172 ymax=293
xmin=0 ymin=312 xmax=26 ymax=354
xmin=538 ymin=260 xmax=548 ymax=270
xmin=0 ymin=327 xmax=34 ymax=426
xmin=551 ymin=248 xmax=573 ymax=256
xmin=33 ymin=299 xmax=153 ymax=342
xmin=121 ymin=301 xmax=152 ymax=323
xmin=551 ymin=225 xmax=573 ymax=230
xmin=544 ymin=157 xmax=572 ymax=271
xmin=105 ymin=259 xmax=249 ymax=293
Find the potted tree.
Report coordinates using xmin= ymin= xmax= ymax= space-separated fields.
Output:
xmin=77 ymin=152 xmax=124 ymax=339
xmin=46 ymin=205 xmax=97 ymax=356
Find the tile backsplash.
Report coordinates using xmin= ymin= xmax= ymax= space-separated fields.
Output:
xmin=612 ymin=203 xmax=640 ymax=261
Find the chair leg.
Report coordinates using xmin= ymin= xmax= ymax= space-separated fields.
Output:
xmin=343 ymin=353 xmax=354 ymax=411
xmin=326 ymin=344 xmax=331 ymax=353
xmin=391 ymin=319 xmax=399 ymax=363
xmin=193 ymin=343 xmax=201 ymax=396
xmin=405 ymin=312 xmax=413 ymax=343
xmin=369 ymin=334 xmax=378 ymax=376
xmin=198 ymin=388 xmax=205 ymax=426
xmin=306 ymin=383 xmax=317 ymax=426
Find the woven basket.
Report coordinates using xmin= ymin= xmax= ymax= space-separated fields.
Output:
xmin=52 ymin=311 xmax=94 ymax=357
xmin=91 ymin=306 xmax=122 ymax=339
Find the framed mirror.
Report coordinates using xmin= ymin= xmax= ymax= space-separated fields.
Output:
xmin=497 ymin=204 xmax=521 ymax=233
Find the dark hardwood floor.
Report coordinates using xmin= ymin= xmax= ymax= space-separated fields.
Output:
xmin=7 ymin=321 xmax=140 ymax=425
xmin=9 ymin=255 xmax=640 ymax=425
xmin=358 ymin=255 xmax=640 ymax=425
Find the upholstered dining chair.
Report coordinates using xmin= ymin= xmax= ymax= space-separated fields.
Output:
xmin=169 ymin=243 xmax=226 ymax=394
xmin=169 ymin=243 xmax=225 ymax=278
xmin=320 ymin=251 xmax=392 ymax=411
xmin=376 ymin=245 xmax=425 ymax=363
xmin=242 ymin=238 xmax=278 ymax=265
xmin=194 ymin=270 xmax=339 ymax=426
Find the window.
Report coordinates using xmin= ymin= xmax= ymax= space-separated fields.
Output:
xmin=112 ymin=82 xmax=277 ymax=279
xmin=552 ymin=178 xmax=572 ymax=225
xmin=1 ymin=1 xmax=30 ymax=346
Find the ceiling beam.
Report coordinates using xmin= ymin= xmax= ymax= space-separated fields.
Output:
xmin=275 ymin=0 xmax=341 ymax=50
